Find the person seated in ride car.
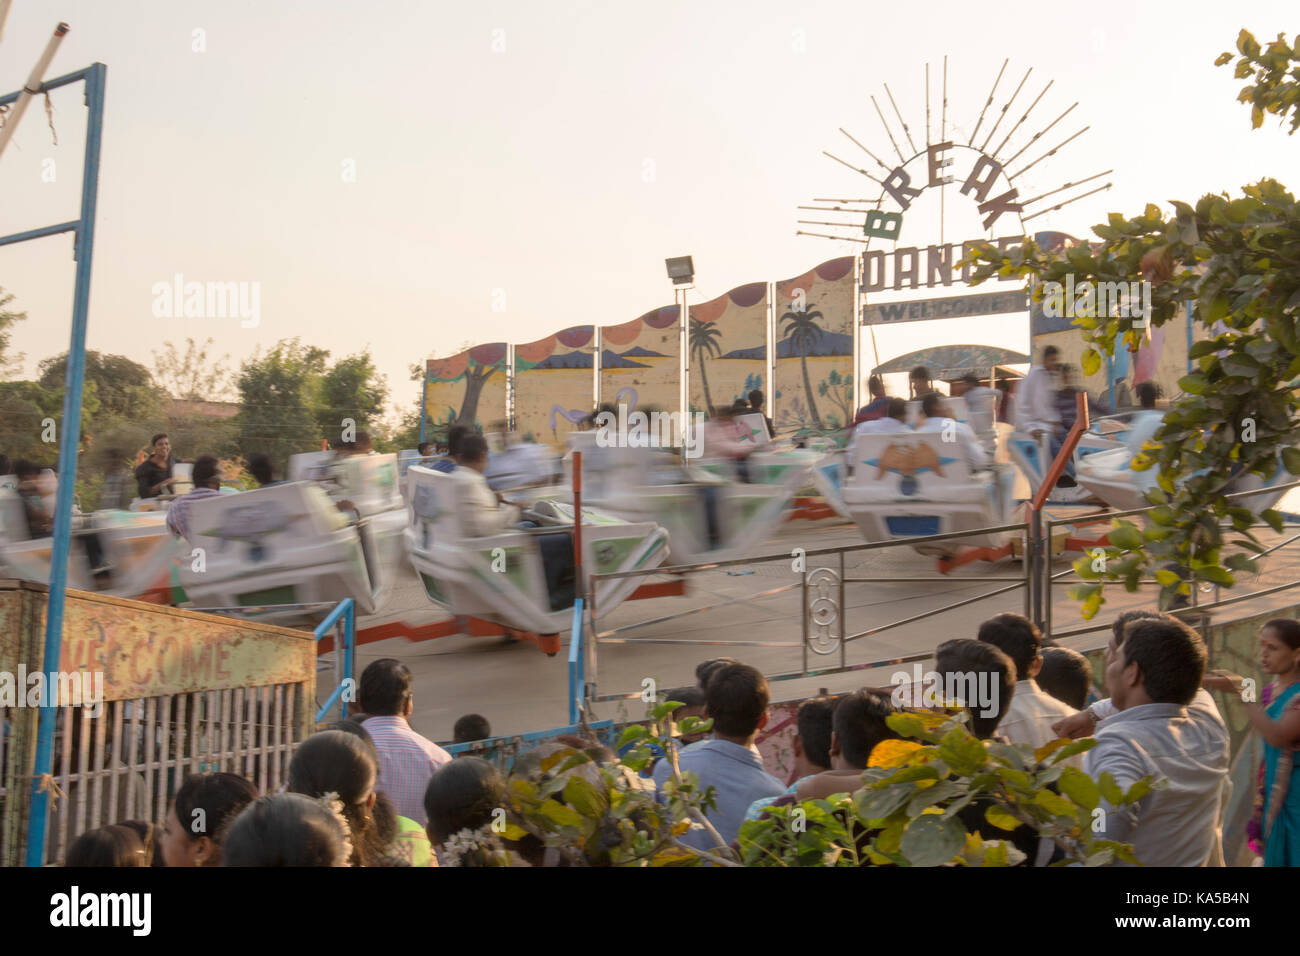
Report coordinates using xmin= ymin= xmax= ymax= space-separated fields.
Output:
xmin=914 ymin=393 xmax=990 ymax=472
xmin=450 ymin=433 xmax=520 ymax=536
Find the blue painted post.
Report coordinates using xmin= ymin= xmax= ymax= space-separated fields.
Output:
xmin=25 ymin=63 xmax=107 ymax=867
xmin=567 ymin=598 xmax=584 ymax=726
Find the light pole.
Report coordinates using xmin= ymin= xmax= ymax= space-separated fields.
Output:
xmin=665 ymin=256 xmax=694 ymax=422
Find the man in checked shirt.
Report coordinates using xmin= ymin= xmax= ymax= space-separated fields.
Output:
xmin=359 ymin=659 xmax=452 ymax=826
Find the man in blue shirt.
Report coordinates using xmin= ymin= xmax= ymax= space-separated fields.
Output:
xmin=652 ymin=662 xmax=783 ymax=849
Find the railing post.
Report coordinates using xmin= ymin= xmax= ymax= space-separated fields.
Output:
xmin=568 ymin=598 xmax=585 ymax=726
xmin=838 ymin=549 xmax=846 ymax=672
xmin=801 ymin=565 xmax=809 ymax=676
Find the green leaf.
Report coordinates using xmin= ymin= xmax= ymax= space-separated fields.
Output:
xmin=1282 ymin=448 xmax=1300 ymax=476
xmin=899 ymin=814 xmax=967 ymax=867
xmin=1057 ymin=766 xmax=1101 ymax=810
xmin=853 ymin=785 xmax=914 ymax=820
xmin=1033 ymin=788 xmax=1078 ymax=818
xmin=1081 ymin=348 xmax=1101 ymax=377
xmin=1108 ymin=521 xmax=1145 ymax=551
xmin=1154 ymin=569 xmax=1181 ymax=587
xmin=537 ymin=799 xmax=585 ymax=828
xmin=983 ymin=805 xmax=1022 ymax=832
xmin=562 ymin=775 xmax=607 ymax=819
xmin=938 ymin=726 xmax=989 ymax=775
xmin=1097 ymin=772 xmax=1124 ymax=806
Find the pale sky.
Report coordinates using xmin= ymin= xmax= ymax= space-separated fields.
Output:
xmin=1 ymin=0 xmax=1296 ymax=418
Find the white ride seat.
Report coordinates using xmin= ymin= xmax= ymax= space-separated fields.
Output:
xmin=842 ymin=432 xmax=1009 ymax=552
xmin=405 ymin=465 xmax=669 ymax=636
xmin=176 ymin=481 xmax=386 ymax=619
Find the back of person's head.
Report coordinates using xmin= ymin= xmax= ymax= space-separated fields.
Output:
xmin=910 ymin=365 xmax=931 ymax=384
xmin=961 ymin=373 xmax=981 ymax=388
xmin=355 ymin=430 xmax=373 ymax=452
xmin=289 ymin=731 xmax=379 ymax=865
xmin=704 ymin=663 xmax=770 ymax=739
xmin=868 ymin=373 xmax=885 ymax=396
xmin=1037 ymin=647 xmax=1093 ymax=710
xmin=1112 ymin=608 xmax=1165 ymax=643
xmin=453 ymin=713 xmax=492 ymax=744
xmin=920 ymin=392 xmax=946 ymax=419
xmin=748 ymin=389 xmax=765 ymax=410
xmin=117 ymin=821 xmax=165 ymax=866
xmin=221 ymin=793 xmax=350 ymax=867
xmin=886 ymin=397 xmax=907 ymax=421
xmin=168 ymin=771 xmax=258 ymax=866
xmin=833 ymin=689 xmax=901 ymax=768
xmin=458 ymin=433 xmax=489 ymax=465
xmin=358 ymin=658 xmax=413 ymax=716
xmin=977 ymin=613 xmax=1043 ymax=682
xmin=417 ymin=442 xmax=435 ymax=456
xmin=192 ymin=455 xmax=221 ymax=488
xmin=1042 ymin=345 xmax=1060 ymax=362
xmin=246 ymin=453 xmax=274 ymax=486
xmin=14 ymin=459 xmax=40 ymax=480
xmin=0 ymin=453 xmax=11 ymax=475
xmin=695 ymin=657 xmax=741 ymax=690
xmin=934 ymin=638 xmax=1016 ymax=739
xmin=1135 ymin=380 xmax=1160 ymax=409
xmin=1115 ymin=617 xmax=1206 ymax=705
xmin=796 ymin=697 xmax=835 ymax=769
xmin=65 ymin=824 xmax=149 ymax=867
xmin=666 ymin=685 xmax=706 ymax=711
xmin=423 ymin=756 xmax=506 ymax=845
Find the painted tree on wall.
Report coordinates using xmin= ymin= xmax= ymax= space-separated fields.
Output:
xmin=689 ymin=319 xmax=722 ymax=415
xmin=780 ymin=304 xmax=825 ymax=428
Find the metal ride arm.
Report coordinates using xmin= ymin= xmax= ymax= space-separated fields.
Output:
xmin=1026 ymin=390 xmax=1089 ymax=631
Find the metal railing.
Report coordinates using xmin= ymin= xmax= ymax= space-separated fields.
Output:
xmin=313 ymin=598 xmax=356 ymax=723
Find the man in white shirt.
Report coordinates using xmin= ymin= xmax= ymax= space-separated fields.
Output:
xmin=1016 ymin=345 xmax=1062 ymax=438
xmin=1081 ymin=614 xmax=1230 ymax=867
xmin=915 ymin=393 xmax=990 ymax=472
xmin=449 ymin=433 xmax=520 ymax=537
xmin=976 ymin=613 xmax=1077 ymax=753
xmin=956 ymin=373 xmax=1000 ymax=458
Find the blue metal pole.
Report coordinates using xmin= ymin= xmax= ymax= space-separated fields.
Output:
xmin=343 ymin=600 xmax=354 ymax=719
xmin=26 ymin=63 xmax=107 ymax=867
xmin=567 ymin=598 xmax=584 ymax=726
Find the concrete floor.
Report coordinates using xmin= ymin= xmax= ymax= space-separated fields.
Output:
xmin=333 ymin=508 xmax=1300 ymax=744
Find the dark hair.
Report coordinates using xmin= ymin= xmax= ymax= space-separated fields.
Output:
xmin=172 ymin=772 xmax=258 ymax=861
xmin=934 ymin=638 xmax=1016 ymax=739
xmin=117 ymin=820 xmax=165 ymax=866
xmin=868 ymin=374 xmax=885 ymax=395
xmin=1135 ymin=380 xmax=1160 ymax=409
xmin=665 ymin=685 xmax=706 ymax=711
xmin=65 ymin=824 xmax=149 ymax=867
xmin=358 ymin=658 xmax=413 ymax=716
xmin=192 ymin=455 xmax=221 ymax=487
xmin=833 ymin=689 xmax=901 ymax=768
xmin=445 ymin=425 xmax=470 ymax=457
xmin=920 ymin=392 xmax=945 ymax=418
xmin=1042 ymin=345 xmax=1060 ymax=360
xmin=151 ymin=433 xmax=169 ymax=447
xmin=14 ymin=459 xmax=40 ymax=480
xmin=0 ymin=454 xmax=10 ymax=475
xmin=1115 ymin=617 xmax=1206 ymax=705
xmin=458 ymin=433 xmax=489 ymax=464
xmin=748 ymin=389 xmax=765 ymax=409
xmin=288 ymin=731 xmax=379 ymax=866
xmin=221 ymin=793 xmax=349 ymax=867
xmin=910 ymin=366 xmax=931 ymax=381
xmin=795 ymin=697 xmax=835 ymax=770
xmin=1264 ymin=618 xmax=1300 ymax=650
xmin=1037 ymin=647 xmax=1093 ymax=710
xmin=887 ymin=397 xmax=907 ymax=420
xmin=423 ymin=756 xmax=506 ymax=845
xmin=355 ymin=430 xmax=373 ymax=450
xmin=1112 ymin=609 xmax=1164 ymax=644
xmin=704 ymin=663 xmax=770 ymax=738
xmin=328 ymin=716 xmax=378 ymax=758
xmin=246 ymin=453 xmax=275 ymax=486
xmin=417 ymin=442 xmax=435 ymax=456
xmin=453 ymin=713 xmax=492 ymax=744
xmin=960 ymin=372 xmax=981 ymax=386
xmin=695 ymin=657 xmax=741 ymax=690
xmin=977 ymin=613 xmax=1043 ymax=681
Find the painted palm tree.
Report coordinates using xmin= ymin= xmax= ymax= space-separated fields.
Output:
xmin=780 ymin=304 xmax=825 ymax=428
xmin=689 ymin=318 xmax=723 ymax=415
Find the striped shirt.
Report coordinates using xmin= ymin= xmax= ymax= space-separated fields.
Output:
xmin=165 ymin=487 xmax=223 ymax=538
xmin=363 ymin=715 xmax=452 ymax=825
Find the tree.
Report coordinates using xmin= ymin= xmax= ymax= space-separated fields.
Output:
xmin=0 ymin=286 xmax=26 ymax=379
xmin=780 ymin=304 xmax=826 ymax=428
xmin=37 ymin=350 xmax=166 ymax=422
xmin=152 ymin=337 xmax=233 ymax=401
xmin=967 ymin=28 xmax=1300 ymax=615
xmin=688 ymin=318 xmax=722 ymax=414
xmin=315 ymin=350 xmax=388 ymax=444
xmin=235 ymin=338 xmax=329 ymax=466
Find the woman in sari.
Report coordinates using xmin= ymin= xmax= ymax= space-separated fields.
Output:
xmin=1237 ymin=619 xmax=1300 ymax=866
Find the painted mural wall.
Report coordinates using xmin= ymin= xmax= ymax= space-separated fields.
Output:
xmin=687 ymin=282 xmax=767 ymax=415
xmin=598 ymin=304 xmax=681 ymax=414
xmin=513 ymin=326 xmax=596 ymax=445
xmin=773 ymin=257 xmax=855 ymax=432
xmin=424 ymin=343 xmax=509 ymax=439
